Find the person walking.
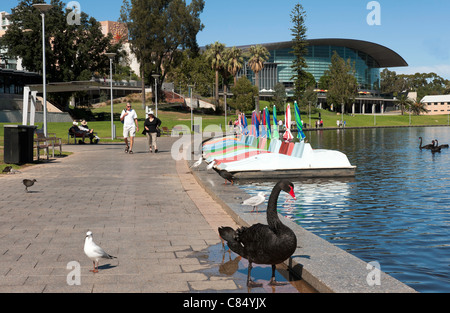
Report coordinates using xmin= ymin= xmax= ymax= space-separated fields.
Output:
xmin=143 ymin=112 xmax=162 ymax=153
xmin=120 ymin=102 xmax=139 ymax=154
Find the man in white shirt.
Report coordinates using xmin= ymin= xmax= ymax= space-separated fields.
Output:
xmin=120 ymin=102 xmax=139 ymax=154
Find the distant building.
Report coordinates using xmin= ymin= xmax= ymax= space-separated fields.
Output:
xmin=236 ymin=38 xmax=408 ymax=114
xmin=421 ymin=95 xmax=450 ymax=115
xmin=100 ymin=21 xmax=128 ymax=44
xmin=0 ymin=11 xmax=11 ymax=34
xmin=0 ymin=11 xmax=21 ymax=70
xmin=238 ymin=39 xmax=407 ymax=94
xmin=100 ymin=21 xmax=140 ymax=78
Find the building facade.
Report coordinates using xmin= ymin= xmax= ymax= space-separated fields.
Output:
xmin=0 ymin=11 xmax=20 ymax=70
xmin=238 ymin=39 xmax=407 ymax=95
xmin=421 ymin=95 xmax=450 ymax=115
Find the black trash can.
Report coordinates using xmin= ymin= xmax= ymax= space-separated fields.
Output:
xmin=3 ymin=125 xmax=37 ymax=164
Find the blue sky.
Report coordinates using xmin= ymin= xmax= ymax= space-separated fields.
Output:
xmin=3 ymin=0 xmax=450 ymax=79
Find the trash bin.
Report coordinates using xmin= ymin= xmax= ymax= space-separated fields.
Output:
xmin=3 ymin=125 xmax=37 ymax=164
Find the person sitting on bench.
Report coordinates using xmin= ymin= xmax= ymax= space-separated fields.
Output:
xmin=69 ymin=121 xmax=95 ymax=144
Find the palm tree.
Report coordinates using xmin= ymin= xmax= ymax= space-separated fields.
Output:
xmin=247 ymin=45 xmax=270 ymax=111
xmin=410 ymin=100 xmax=429 ymax=115
xmin=394 ymin=93 xmax=414 ymax=115
xmin=205 ymin=41 xmax=226 ymax=105
xmin=226 ymin=46 xmax=244 ymax=86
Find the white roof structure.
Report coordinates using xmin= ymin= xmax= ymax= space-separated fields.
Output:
xmin=421 ymin=95 xmax=450 ymax=103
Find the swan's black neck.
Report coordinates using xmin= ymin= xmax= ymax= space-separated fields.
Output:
xmin=267 ymin=184 xmax=284 ymax=230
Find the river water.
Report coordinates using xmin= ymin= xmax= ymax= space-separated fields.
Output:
xmin=238 ymin=126 xmax=450 ymax=293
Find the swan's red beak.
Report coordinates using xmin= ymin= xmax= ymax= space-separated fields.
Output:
xmin=289 ymin=186 xmax=296 ymax=200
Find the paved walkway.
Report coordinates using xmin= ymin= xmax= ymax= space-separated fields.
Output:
xmin=0 ymin=137 xmax=303 ymax=293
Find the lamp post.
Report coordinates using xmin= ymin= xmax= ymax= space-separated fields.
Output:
xmin=224 ymin=90 xmax=227 ymax=133
xmin=188 ymin=85 xmax=194 ymax=132
xmin=152 ymin=74 xmax=160 ymax=117
xmin=105 ymin=53 xmax=116 ymax=140
xmin=32 ymin=3 xmax=53 ymax=137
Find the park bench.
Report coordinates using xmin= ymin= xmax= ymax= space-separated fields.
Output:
xmin=34 ymin=128 xmax=62 ymax=160
xmin=161 ymin=126 xmax=170 ymax=136
xmin=67 ymin=129 xmax=100 ymax=144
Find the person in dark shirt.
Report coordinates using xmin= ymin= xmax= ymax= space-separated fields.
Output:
xmin=142 ymin=113 xmax=162 ymax=153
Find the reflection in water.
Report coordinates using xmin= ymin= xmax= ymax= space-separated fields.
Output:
xmin=239 ymin=127 xmax=450 ymax=293
xmin=190 ymin=243 xmax=316 ymax=293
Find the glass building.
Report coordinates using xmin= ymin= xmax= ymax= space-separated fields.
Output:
xmin=238 ymin=39 xmax=408 ymax=94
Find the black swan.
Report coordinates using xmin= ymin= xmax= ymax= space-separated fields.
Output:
xmin=431 ymin=140 xmax=441 ymax=154
xmin=218 ymin=180 xmax=297 ymax=287
xmin=419 ymin=137 xmax=433 ymax=150
xmin=23 ymin=179 xmax=37 ymax=192
xmin=435 ymin=139 xmax=449 ymax=149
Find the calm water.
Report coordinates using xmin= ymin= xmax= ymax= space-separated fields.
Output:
xmin=239 ymin=127 xmax=450 ymax=293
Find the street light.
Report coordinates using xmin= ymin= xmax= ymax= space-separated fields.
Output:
xmin=32 ymin=3 xmax=53 ymax=137
xmin=105 ymin=52 xmax=116 ymax=140
xmin=188 ymin=85 xmax=194 ymax=132
xmin=224 ymin=90 xmax=227 ymax=133
xmin=152 ymin=74 xmax=160 ymax=117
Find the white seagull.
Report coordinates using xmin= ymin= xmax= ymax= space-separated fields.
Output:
xmin=242 ymin=192 xmax=266 ymax=213
xmin=206 ymin=160 xmax=216 ymax=170
xmin=190 ymin=158 xmax=203 ymax=170
xmin=84 ymin=231 xmax=116 ymax=273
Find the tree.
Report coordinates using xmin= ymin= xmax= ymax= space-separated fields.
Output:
xmin=410 ymin=100 xmax=428 ymax=115
xmin=229 ymin=76 xmax=258 ymax=112
xmin=122 ymin=0 xmax=205 ymax=101
xmin=299 ymin=85 xmax=318 ymax=108
xmin=247 ymin=45 xmax=269 ymax=112
xmin=394 ymin=93 xmax=414 ymax=115
xmin=226 ymin=46 xmax=244 ymax=86
xmin=272 ymin=83 xmax=287 ymax=111
xmin=381 ymin=69 xmax=450 ymax=100
xmin=290 ymin=2 xmax=309 ymax=102
xmin=167 ymin=50 xmax=214 ymax=97
xmin=326 ymin=51 xmax=357 ymax=113
xmin=3 ymin=0 xmax=114 ymax=81
xmin=2 ymin=0 xmax=117 ymax=107
xmin=204 ymin=41 xmax=226 ymax=105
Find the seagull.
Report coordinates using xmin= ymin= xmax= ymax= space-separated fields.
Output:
xmin=206 ymin=160 xmax=216 ymax=170
xmin=23 ymin=179 xmax=37 ymax=192
xmin=242 ymin=192 xmax=265 ymax=213
xmin=190 ymin=157 xmax=202 ymax=170
xmin=84 ymin=231 xmax=117 ymax=273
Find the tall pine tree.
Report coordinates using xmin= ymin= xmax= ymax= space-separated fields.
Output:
xmin=290 ymin=3 xmax=309 ymax=102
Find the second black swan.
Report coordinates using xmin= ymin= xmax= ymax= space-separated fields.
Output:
xmin=218 ymin=180 xmax=297 ymax=287
xmin=419 ymin=137 xmax=433 ymax=150
xmin=434 ymin=139 xmax=449 ymax=149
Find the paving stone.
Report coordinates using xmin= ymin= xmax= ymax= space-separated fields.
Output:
xmin=0 ymin=137 xmax=302 ymax=293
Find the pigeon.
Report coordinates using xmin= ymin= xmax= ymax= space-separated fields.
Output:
xmin=242 ymin=192 xmax=265 ymax=213
xmin=190 ymin=157 xmax=202 ymax=170
xmin=2 ymin=166 xmax=12 ymax=174
xmin=84 ymin=231 xmax=117 ymax=273
xmin=23 ymin=179 xmax=37 ymax=192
